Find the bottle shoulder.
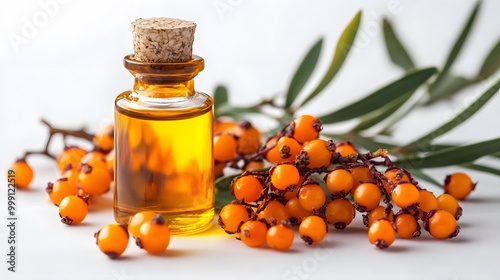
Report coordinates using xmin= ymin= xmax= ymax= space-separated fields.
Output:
xmin=115 ymin=91 xmax=213 ymax=120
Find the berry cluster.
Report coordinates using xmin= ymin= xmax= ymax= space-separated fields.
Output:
xmin=217 ymin=115 xmax=476 ymax=250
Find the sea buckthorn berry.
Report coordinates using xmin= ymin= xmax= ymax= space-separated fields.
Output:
xmin=299 ymin=215 xmax=328 ymax=245
xmin=278 ymin=137 xmax=303 ymax=162
xmin=56 ymin=147 xmax=86 ymax=174
xmin=291 ymin=115 xmax=322 ymax=144
xmin=238 ymin=219 xmax=268 ymax=248
xmin=353 ymin=183 xmax=381 ymax=212
xmin=62 ymin=168 xmax=79 ymax=187
xmin=231 ymin=175 xmax=263 ymax=203
xmin=95 ymin=224 xmax=129 ymax=259
xmin=10 ymin=159 xmax=34 ymax=190
xmin=436 ymin=194 xmax=462 ymax=220
xmin=232 ymin=121 xmax=262 ymax=155
xmin=79 ymin=151 xmax=107 ymax=170
xmin=325 ymin=198 xmax=356 ymax=229
xmin=335 ymin=142 xmax=357 ymax=157
xmin=46 ymin=177 xmax=79 ymax=206
xmin=383 ymin=168 xmax=410 ymax=195
xmin=213 ymin=133 xmax=238 ymax=163
xmin=363 ymin=206 xmax=394 ymax=227
xmin=394 ymin=213 xmax=420 ymax=239
xmin=283 ymin=185 xmax=300 ymax=201
xmin=267 ymin=221 xmax=295 ymax=251
xmin=391 ymin=183 xmax=420 ymax=209
xmin=264 ymin=136 xmax=280 ymax=164
xmin=244 ymin=160 xmax=264 ymax=172
xmin=77 ymin=164 xmax=112 ymax=196
xmin=368 ymin=218 xmax=396 ymax=249
xmin=325 ymin=169 xmax=354 ymax=197
xmin=214 ymin=162 xmax=226 ymax=179
xmin=444 ymin=172 xmax=476 ymax=200
xmin=93 ymin=124 xmax=114 ymax=152
xmin=285 ymin=198 xmax=312 ymax=224
xmin=128 ymin=211 xmax=156 ymax=238
xmin=59 ymin=195 xmax=89 ymax=225
xmin=214 ymin=119 xmax=237 ymax=134
xmin=136 ymin=215 xmax=171 ymax=255
xmin=270 ymin=163 xmax=300 ymax=191
xmin=218 ymin=202 xmax=253 ymax=234
xmin=298 ymin=182 xmax=326 ymax=211
xmin=418 ymin=189 xmax=438 ymax=214
xmin=300 ymin=139 xmax=334 ymax=168
xmin=257 ymin=200 xmax=288 ymax=224
xmin=349 ymin=165 xmax=373 ymax=194
xmin=424 ymin=210 xmax=459 ymax=239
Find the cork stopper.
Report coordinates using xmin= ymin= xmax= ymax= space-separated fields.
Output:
xmin=132 ymin=18 xmax=196 ymax=63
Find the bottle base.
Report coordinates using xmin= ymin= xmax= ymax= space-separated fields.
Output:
xmin=114 ymin=206 xmax=214 ymax=235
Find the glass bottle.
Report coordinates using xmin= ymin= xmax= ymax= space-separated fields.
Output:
xmin=113 ymin=20 xmax=214 ymax=234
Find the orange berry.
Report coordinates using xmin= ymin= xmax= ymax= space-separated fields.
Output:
xmin=291 ymin=115 xmax=322 ymax=144
xmin=298 ymin=182 xmax=326 ymax=211
xmin=136 ymin=215 xmax=171 ymax=255
xmin=444 ymin=172 xmax=476 ymax=200
xmin=282 ymin=186 xmax=300 ymax=201
xmin=214 ymin=162 xmax=226 ymax=179
xmin=214 ymin=119 xmax=237 ymax=134
xmin=363 ymin=205 xmax=394 ymax=228
xmin=218 ymin=202 xmax=253 ymax=234
xmin=383 ymin=168 xmax=410 ymax=195
xmin=95 ymin=224 xmax=129 ymax=258
xmin=77 ymin=164 xmax=112 ymax=196
xmin=214 ymin=133 xmax=238 ymax=162
xmin=257 ymin=200 xmax=288 ymax=224
xmin=325 ymin=169 xmax=354 ymax=197
xmin=62 ymin=168 xmax=79 ymax=187
xmin=368 ymin=218 xmax=396 ymax=249
xmin=418 ymin=189 xmax=438 ymax=214
xmin=267 ymin=222 xmax=294 ymax=251
xmin=270 ymin=163 xmax=300 ymax=191
xmin=128 ymin=211 xmax=156 ymax=238
xmin=424 ymin=210 xmax=459 ymax=239
xmin=285 ymin=198 xmax=312 ymax=224
xmin=80 ymin=151 xmax=107 ymax=170
xmin=350 ymin=165 xmax=373 ymax=193
xmin=244 ymin=160 xmax=264 ymax=172
xmin=9 ymin=159 xmax=34 ymax=190
xmin=272 ymin=136 xmax=303 ymax=164
xmin=239 ymin=219 xmax=268 ymax=247
xmin=391 ymin=183 xmax=419 ymax=209
xmin=299 ymin=215 xmax=328 ymax=245
xmin=335 ymin=142 xmax=357 ymax=157
xmin=394 ymin=213 xmax=420 ymax=239
xmin=56 ymin=147 xmax=86 ymax=174
xmin=436 ymin=194 xmax=462 ymax=220
xmin=353 ymin=183 xmax=381 ymax=212
xmin=231 ymin=175 xmax=263 ymax=203
xmin=264 ymin=136 xmax=280 ymax=164
xmin=300 ymin=139 xmax=334 ymax=168
xmin=93 ymin=124 xmax=114 ymax=151
xmin=59 ymin=195 xmax=89 ymax=225
xmin=46 ymin=178 xmax=79 ymax=206
xmin=325 ymin=198 xmax=356 ymax=229
xmin=232 ymin=121 xmax=261 ymax=155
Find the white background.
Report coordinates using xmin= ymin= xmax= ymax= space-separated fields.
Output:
xmin=1 ymin=0 xmax=500 ymax=279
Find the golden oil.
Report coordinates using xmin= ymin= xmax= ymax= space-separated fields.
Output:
xmin=114 ymin=51 xmax=214 ymax=234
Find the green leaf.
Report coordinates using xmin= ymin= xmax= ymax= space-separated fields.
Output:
xmin=352 ymin=90 xmax=413 ymax=132
xmin=476 ymin=39 xmax=500 ymax=81
xmin=396 ymin=137 xmax=500 ymax=168
xmin=407 ymin=168 xmax=441 ymax=187
xmin=402 ymin=78 xmax=500 ymax=152
xmin=297 ymin=11 xmax=362 ymax=108
xmin=382 ymin=18 xmax=415 ymax=71
xmin=424 ymin=74 xmax=471 ymax=105
xmin=428 ymin=2 xmax=481 ymax=94
xmin=213 ymin=85 xmax=228 ymax=112
xmin=215 ymin=190 xmax=234 ymax=211
xmin=285 ymin=38 xmax=323 ymax=108
xmin=319 ymin=67 xmax=437 ymax=124
xmin=460 ymin=163 xmax=500 ymax=176
xmin=215 ymin=173 xmax=239 ymax=192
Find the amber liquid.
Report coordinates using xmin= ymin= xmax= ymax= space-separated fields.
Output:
xmin=114 ymin=90 xmax=214 ymax=234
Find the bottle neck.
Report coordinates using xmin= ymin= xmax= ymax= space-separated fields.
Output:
xmin=124 ymin=54 xmax=204 ymax=98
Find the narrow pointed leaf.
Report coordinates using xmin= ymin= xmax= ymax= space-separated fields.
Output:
xmin=424 ymin=74 xmax=471 ymax=105
xmin=298 ymin=11 xmax=362 ymax=107
xmin=429 ymin=2 xmax=481 ymax=93
xmin=213 ymin=85 xmax=228 ymax=112
xmin=407 ymin=168 xmax=440 ymax=187
xmin=476 ymin=39 xmax=500 ymax=81
xmin=215 ymin=190 xmax=234 ymax=211
xmin=383 ymin=18 xmax=415 ymax=71
xmin=319 ymin=67 xmax=436 ymax=124
xmin=402 ymin=78 xmax=500 ymax=152
xmin=460 ymin=163 xmax=500 ymax=176
xmin=396 ymin=137 xmax=500 ymax=168
xmin=285 ymin=38 xmax=323 ymax=108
